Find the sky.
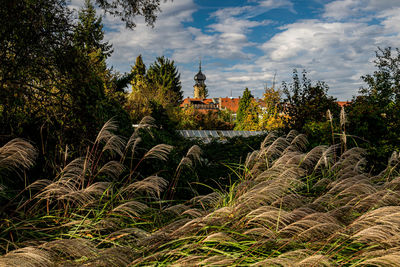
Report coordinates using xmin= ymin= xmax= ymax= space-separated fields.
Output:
xmin=70 ymin=0 xmax=400 ymax=101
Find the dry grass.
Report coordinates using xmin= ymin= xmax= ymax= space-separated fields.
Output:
xmin=2 ymin=128 xmax=400 ymax=266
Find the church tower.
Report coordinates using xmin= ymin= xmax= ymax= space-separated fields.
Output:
xmin=193 ymin=61 xmax=207 ymax=99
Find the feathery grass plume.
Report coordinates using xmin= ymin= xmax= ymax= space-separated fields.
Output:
xmin=41 ymin=239 xmax=98 ymax=260
xmin=186 ymin=145 xmax=202 ymax=164
xmin=285 ymin=129 xmax=299 ymax=143
xmin=181 ymin=208 xmax=206 ymax=218
xmin=350 ymin=209 xmax=400 ymax=247
xmin=176 ymin=156 xmax=192 ymax=173
xmin=96 ymin=161 xmax=125 ymax=180
xmin=340 ymin=106 xmax=347 ymax=153
xmin=126 ymin=135 xmax=141 ymax=153
xmin=122 ymin=176 xmax=168 ymax=199
xmin=272 ymin=151 xmax=303 ymax=167
xmin=348 ymin=190 xmax=389 ymax=212
xmin=57 ymin=181 xmax=111 ymax=206
xmin=340 ymin=106 xmax=347 ymax=128
xmin=260 ymin=131 xmax=278 ymax=149
xmin=129 ymin=116 xmax=157 ymax=141
xmin=348 ymin=206 xmax=400 ymax=234
xmin=199 ymin=255 xmax=237 ymax=266
xmin=332 ymin=147 xmax=366 ymax=173
xmin=142 ymin=144 xmax=173 ymax=162
xmin=163 ymin=203 xmax=190 ymax=215
xmin=0 ymin=138 xmax=38 ymax=173
xmin=314 ymin=144 xmax=338 ymax=170
xmin=296 ymin=221 xmax=342 ymax=242
xmin=327 ymin=175 xmax=371 ymax=196
xmin=190 ymin=192 xmax=222 ymax=210
xmin=334 ymin=182 xmax=377 ymax=200
xmin=169 ymin=217 xmax=206 ymax=237
xmin=386 ymin=176 xmax=400 ymax=190
xmin=297 ymin=254 xmax=332 ymax=266
xmin=57 ymin=157 xmax=90 ymax=188
xmin=289 ymin=133 xmax=308 ymax=152
xmin=279 ymin=212 xmax=340 ymax=239
xmin=245 ymin=150 xmax=260 ymax=170
xmin=327 ymin=109 xmax=333 ymax=122
xmin=259 ymin=137 xmax=290 ymax=162
xmin=352 ymin=224 xmax=400 ymax=247
xmin=360 ymin=252 xmax=400 ymax=266
xmin=299 ymin=145 xmax=327 ymax=171
xmin=246 ymin=206 xmax=290 ymax=231
xmin=107 ymin=227 xmax=149 ymax=244
xmin=111 ymin=200 xmax=148 ymax=219
xmin=388 ymin=151 xmax=399 ymax=167
xmin=102 ymin=134 xmax=127 ymax=157
xmin=138 ymin=116 xmax=156 ymax=129
xmin=94 ymin=118 xmax=118 ymax=145
xmin=88 ymin=247 xmax=136 ymax=267
xmin=0 ymin=247 xmax=52 ymax=267
xmin=252 ymin=249 xmax=312 ymax=266
xmin=203 ymin=232 xmax=237 ymax=243
xmin=271 ymin=193 xmax=307 ymax=210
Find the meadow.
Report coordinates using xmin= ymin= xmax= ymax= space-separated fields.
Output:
xmin=1 ymin=117 xmax=399 ymax=266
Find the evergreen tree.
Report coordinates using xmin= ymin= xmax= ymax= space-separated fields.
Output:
xmin=126 ymin=55 xmax=152 ymax=122
xmin=73 ymin=0 xmax=113 ymax=59
xmin=130 ymin=55 xmax=147 ymax=86
xmin=147 ymin=56 xmax=183 ymax=106
xmin=235 ymin=88 xmax=254 ymax=129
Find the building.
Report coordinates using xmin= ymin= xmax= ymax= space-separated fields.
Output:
xmin=193 ymin=61 xmax=207 ymax=99
xmin=181 ymin=63 xmax=241 ymax=114
xmin=181 ymin=63 xmax=351 ymax=115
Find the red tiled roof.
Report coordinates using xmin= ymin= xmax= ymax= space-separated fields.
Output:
xmin=337 ymin=101 xmax=351 ymax=107
xmin=219 ymin=97 xmax=240 ymax=113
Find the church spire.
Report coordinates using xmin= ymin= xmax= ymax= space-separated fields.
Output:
xmin=194 ymin=60 xmax=207 ymax=98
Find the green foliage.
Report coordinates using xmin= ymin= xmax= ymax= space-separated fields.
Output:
xmin=73 ymin=0 xmax=113 ymax=59
xmin=147 ymin=56 xmax=183 ymax=106
xmin=282 ymin=69 xmax=340 ymax=130
xmin=94 ymin=0 xmax=169 ymax=28
xmin=347 ymin=47 xmax=400 ymax=170
xmin=303 ymin=120 xmax=337 ymax=147
xmin=176 ymin=108 xmax=234 ymax=130
xmin=235 ymin=88 xmax=254 ymax=130
xmin=126 ymin=55 xmax=183 ymax=122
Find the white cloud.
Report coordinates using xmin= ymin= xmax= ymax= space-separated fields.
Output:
xmin=232 ymin=13 xmax=400 ymax=100
xmin=323 ymin=0 xmax=400 ymax=20
xmin=257 ymin=0 xmax=295 ymax=13
xmin=100 ymin=0 xmax=400 ymax=101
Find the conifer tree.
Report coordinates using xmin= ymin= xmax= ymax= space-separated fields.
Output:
xmin=147 ymin=56 xmax=183 ymax=106
xmin=73 ymin=0 xmax=113 ymax=59
xmin=236 ymin=88 xmax=254 ymax=128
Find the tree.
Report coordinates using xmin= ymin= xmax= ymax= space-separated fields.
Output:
xmin=235 ymin=88 xmax=255 ymax=130
xmin=259 ymin=87 xmax=287 ymax=131
xmin=282 ymin=70 xmax=339 ymax=130
xmin=94 ymin=0 xmax=170 ymax=28
xmin=0 ymin=0 xmax=132 ymax=152
xmin=73 ymin=0 xmax=113 ymax=59
xmin=347 ymin=47 xmax=400 ymax=169
xmin=126 ymin=55 xmax=152 ymax=122
xmin=360 ymin=47 xmax=400 ymax=104
xmin=147 ymin=56 xmax=183 ymax=107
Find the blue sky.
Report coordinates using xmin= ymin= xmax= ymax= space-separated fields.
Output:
xmin=70 ymin=0 xmax=400 ymax=100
